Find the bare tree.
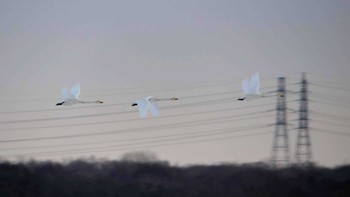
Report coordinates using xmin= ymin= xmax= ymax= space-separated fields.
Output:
xmin=120 ymin=151 xmax=159 ymax=163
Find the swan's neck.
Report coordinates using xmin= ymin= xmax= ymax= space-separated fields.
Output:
xmin=78 ymin=100 xmax=103 ymax=104
xmin=149 ymin=97 xmax=178 ymax=102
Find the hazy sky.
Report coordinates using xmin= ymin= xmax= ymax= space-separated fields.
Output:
xmin=0 ymin=0 xmax=349 ymax=166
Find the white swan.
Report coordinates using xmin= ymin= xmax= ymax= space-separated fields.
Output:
xmin=56 ymin=83 xmax=103 ymax=106
xmin=131 ymin=96 xmax=178 ymax=118
xmin=238 ymin=72 xmax=261 ymax=101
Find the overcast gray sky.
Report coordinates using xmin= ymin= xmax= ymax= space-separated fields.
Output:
xmin=0 ymin=0 xmax=349 ymax=166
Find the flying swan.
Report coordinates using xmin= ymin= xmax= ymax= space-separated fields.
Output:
xmin=56 ymin=83 xmax=103 ymax=106
xmin=238 ymin=72 xmax=261 ymax=101
xmin=132 ymin=96 xmax=178 ymax=118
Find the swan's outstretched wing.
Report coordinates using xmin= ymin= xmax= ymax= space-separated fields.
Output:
xmin=61 ymin=87 xmax=71 ymax=100
xmin=70 ymin=83 xmax=81 ymax=99
xmin=136 ymin=98 xmax=149 ymax=118
xmin=149 ymin=101 xmax=160 ymax=117
xmin=242 ymin=78 xmax=252 ymax=95
xmin=250 ymin=73 xmax=260 ymax=94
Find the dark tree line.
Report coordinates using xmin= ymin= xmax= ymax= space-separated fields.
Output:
xmin=0 ymin=159 xmax=349 ymax=197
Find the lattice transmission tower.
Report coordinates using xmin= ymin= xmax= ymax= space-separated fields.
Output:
xmin=295 ymin=73 xmax=312 ymax=164
xmin=271 ymin=77 xmax=290 ymax=167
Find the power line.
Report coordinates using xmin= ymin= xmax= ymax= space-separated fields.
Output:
xmin=0 ymin=79 xmax=282 ymax=104
xmin=310 ymin=98 xmax=350 ymax=109
xmin=0 ymin=94 xmax=284 ymax=125
xmin=3 ymin=129 xmax=273 ymax=158
xmin=309 ymin=97 xmax=350 ymax=109
xmin=0 ymin=102 xmax=131 ymax=114
xmin=0 ymin=111 xmax=275 ymax=143
xmin=309 ymin=88 xmax=350 ymax=97
xmin=0 ymin=97 xmax=234 ymax=124
xmin=311 ymin=118 xmax=350 ymax=128
xmin=0 ymin=87 xmax=281 ymax=115
xmin=0 ymin=124 xmax=271 ymax=153
xmin=309 ymin=82 xmax=350 ymax=92
xmin=306 ymin=72 xmax=350 ymax=87
xmin=311 ymin=127 xmax=350 ymax=137
xmin=0 ymin=103 xmax=276 ymax=131
xmin=0 ymin=91 xmax=235 ymax=113
xmin=310 ymin=111 xmax=350 ymax=122
xmin=0 ymin=72 xmax=348 ymax=163
xmin=0 ymin=74 xmax=289 ymax=103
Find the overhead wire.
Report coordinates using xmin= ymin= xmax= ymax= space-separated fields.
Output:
xmin=0 ymin=83 xmax=281 ymax=114
xmin=0 ymin=97 xmax=233 ymax=124
xmin=306 ymin=72 xmax=350 ymax=87
xmin=4 ymin=72 xmax=348 ymax=160
xmin=0 ymin=101 xmax=277 ymax=131
xmin=0 ymin=74 xmax=300 ymax=159
xmin=0 ymin=124 xmax=271 ymax=153
xmin=310 ymin=118 xmax=350 ymax=128
xmin=0 ymin=90 xmax=281 ymax=115
xmin=0 ymin=92 xmax=284 ymax=125
xmin=310 ymin=127 xmax=350 ymax=137
xmin=310 ymin=111 xmax=350 ymax=122
xmin=309 ymin=98 xmax=350 ymax=109
xmin=3 ymin=126 xmax=273 ymax=158
xmin=309 ymin=81 xmax=350 ymax=92
xmin=0 ymin=75 xmax=286 ymax=103
xmin=0 ymin=91 xmax=234 ymax=114
xmin=0 ymin=110 xmax=276 ymax=143
xmin=309 ymin=91 xmax=350 ymax=102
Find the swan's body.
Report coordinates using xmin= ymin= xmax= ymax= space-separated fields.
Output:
xmin=238 ymin=72 xmax=261 ymax=101
xmin=132 ymin=96 xmax=178 ymax=118
xmin=56 ymin=83 xmax=103 ymax=106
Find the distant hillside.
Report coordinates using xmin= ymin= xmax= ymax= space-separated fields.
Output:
xmin=0 ymin=159 xmax=349 ymax=197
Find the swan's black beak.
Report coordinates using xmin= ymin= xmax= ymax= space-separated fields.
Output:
xmin=237 ymin=97 xmax=245 ymax=101
xmin=131 ymin=103 xmax=137 ymax=106
xmin=56 ymin=102 xmax=64 ymax=106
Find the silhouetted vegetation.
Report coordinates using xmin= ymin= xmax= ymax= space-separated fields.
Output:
xmin=0 ymin=158 xmax=349 ymax=196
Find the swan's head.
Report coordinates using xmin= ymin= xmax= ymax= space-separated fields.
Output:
xmin=56 ymin=102 xmax=64 ymax=106
xmin=171 ymin=97 xmax=179 ymax=101
xmin=96 ymin=100 xmax=103 ymax=104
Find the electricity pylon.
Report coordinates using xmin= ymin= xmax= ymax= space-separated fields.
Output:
xmin=271 ymin=77 xmax=290 ymax=167
xmin=295 ymin=73 xmax=312 ymax=165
